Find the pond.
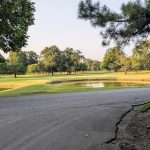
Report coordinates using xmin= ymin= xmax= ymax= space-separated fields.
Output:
xmin=61 ymin=81 xmax=150 ymax=88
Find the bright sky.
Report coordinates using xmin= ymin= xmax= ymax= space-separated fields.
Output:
xmin=24 ymin=0 xmax=132 ymax=61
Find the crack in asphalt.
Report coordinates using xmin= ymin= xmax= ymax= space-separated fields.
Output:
xmin=105 ymin=99 xmax=150 ymax=145
xmin=0 ymin=100 xmax=138 ymax=130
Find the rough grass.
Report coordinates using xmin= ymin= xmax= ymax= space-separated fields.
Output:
xmin=139 ymin=103 xmax=150 ymax=113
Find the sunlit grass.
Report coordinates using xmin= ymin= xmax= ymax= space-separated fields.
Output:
xmin=1 ymin=71 xmax=150 ymax=97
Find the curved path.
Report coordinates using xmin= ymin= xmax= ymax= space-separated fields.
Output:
xmin=0 ymin=88 xmax=150 ymax=150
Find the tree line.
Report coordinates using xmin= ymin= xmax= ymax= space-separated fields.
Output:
xmin=1 ymin=40 xmax=150 ymax=77
xmin=0 ymin=45 xmax=101 ymax=77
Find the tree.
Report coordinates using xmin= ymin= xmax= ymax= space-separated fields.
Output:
xmin=0 ymin=53 xmax=5 ymax=63
xmin=0 ymin=62 xmax=7 ymax=74
xmin=25 ymin=51 xmax=39 ymax=65
xmin=132 ymin=40 xmax=150 ymax=70
xmin=37 ymin=61 xmax=45 ymax=74
xmin=63 ymin=48 xmax=74 ymax=74
xmin=57 ymin=51 xmax=67 ymax=74
xmin=78 ymin=0 xmax=150 ymax=46
xmin=83 ymin=59 xmax=100 ymax=71
xmin=8 ymin=51 xmax=27 ymax=78
xmin=84 ymin=58 xmax=94 ymax=71
xmin=0 ymin=0 xmax=35 ymax=53
xmin=79 ymin=62 xmax=88 ymax=72
xmin=120 ymin=54 xmax=131 ymax=74
xmin=92 ymin=60 xmax=101 ymax=71
xmin=131 ymin=58 xmax=141 ymax=72
xmin=100 ymin=47 xmax=123 ymax=72
xmin=72 ymin=50 xmax=83 ymax=74
xmin=40 ymin=45 xmax=60 ymax=76
xmin=64 ymin=48 xmax=83 ymax=74
xmin=27 ymin=63 xmax=39 ymax=74
xmin=0 ymin=53 xmax=7 ymax=75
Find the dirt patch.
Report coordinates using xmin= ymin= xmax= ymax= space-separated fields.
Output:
xmin=116 ymin=109 xmax=150 ymax=150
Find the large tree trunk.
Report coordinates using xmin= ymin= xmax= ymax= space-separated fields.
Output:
xmin=14 ymin=73 xmax=17 ymax=78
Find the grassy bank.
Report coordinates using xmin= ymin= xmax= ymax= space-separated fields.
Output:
xmin=1 ymin=71 xmax=150 ymax=97
xmin=139 ymin=103 xmax=150 ymax=113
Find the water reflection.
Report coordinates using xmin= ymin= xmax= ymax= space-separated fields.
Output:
xmin=67 ymin=81 xmax=149 ymax=88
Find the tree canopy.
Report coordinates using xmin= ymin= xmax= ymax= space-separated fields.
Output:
xmin=0 ymin=0 xmax=35 ymax=53
xmin=100 ymin=47 xmax=124 ymax=72
xmin=25 ymin=51 xmax=39 ymax=65
xmin=132 ymin=40 xmax=150 ymax=70
xmin=8 ymin=51 xmax=27 ymax=77
xmin=40 ymin=45 xmax=60 ymax=75
xmin=64 ymin=48 xmax=83 ymax=74
xmin=78 ymin=0 xmax=150 ymax=46
xmin=27 ymin=63 xmax=39 ymax=74
xmin=83 ymin=58 xmax=101 ymax=71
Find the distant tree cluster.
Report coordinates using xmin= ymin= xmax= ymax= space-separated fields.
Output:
xmin=100 ymin=40 xmax=150 ymax=74
xmin=0 ymin=51 xmax=38 ymax=77
xmin=0 ymin=45 xmax=101 ymax=77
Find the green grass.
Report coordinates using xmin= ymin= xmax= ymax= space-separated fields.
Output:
xmin=0 ymin=83 xmax=125 ymax=97
xmin=139 ymin=102 xmax=150 ymax=113
xmin=1 ymin=71 xmax=150 ymax=97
